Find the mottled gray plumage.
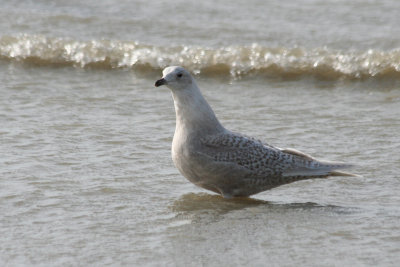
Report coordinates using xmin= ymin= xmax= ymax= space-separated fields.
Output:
xmin=155 ymin=66 xmax=355 ymax=198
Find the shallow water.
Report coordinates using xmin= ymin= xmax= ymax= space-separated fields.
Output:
xmin=1 ymin=0 xmax=400 ymax=266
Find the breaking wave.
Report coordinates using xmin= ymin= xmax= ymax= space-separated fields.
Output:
xmin=1 ymin=34 xmax=400 ymax=80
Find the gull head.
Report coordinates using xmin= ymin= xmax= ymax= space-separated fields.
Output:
xmin=155 ymin=66 xmax=194 ymax=91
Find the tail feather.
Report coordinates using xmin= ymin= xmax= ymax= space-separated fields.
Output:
xmin=281 ymin=148 xmax=357 ymax=178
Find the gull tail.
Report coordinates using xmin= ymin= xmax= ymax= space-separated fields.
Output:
xmin=281 ymin=148 xmax=359 ymax=178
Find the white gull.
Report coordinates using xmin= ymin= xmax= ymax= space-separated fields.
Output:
xmin=155 ymin=66 xmax=355 ymax=198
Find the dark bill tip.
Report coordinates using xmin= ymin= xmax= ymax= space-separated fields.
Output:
xmin=155 ymin=78 xmax=166 ymax=87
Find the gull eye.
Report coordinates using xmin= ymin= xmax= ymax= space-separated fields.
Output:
xmin=177 ymin=73 xmax=183 ymax=78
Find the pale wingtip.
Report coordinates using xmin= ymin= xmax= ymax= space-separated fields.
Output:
xmin=330 ymin=171 xmax=361 ymax=177
xmin=329 ymin=161 xmax=361 ymax=177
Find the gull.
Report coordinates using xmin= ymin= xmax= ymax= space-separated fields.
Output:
xmin=155 ymin=66 xmax=355 ymax=198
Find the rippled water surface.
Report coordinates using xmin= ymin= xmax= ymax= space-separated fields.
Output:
xmin=1 ymin=0 xmax=400 ymax=266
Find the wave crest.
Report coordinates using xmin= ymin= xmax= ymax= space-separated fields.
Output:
xmin=1 ymin=34 xmax=400 ymax=80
